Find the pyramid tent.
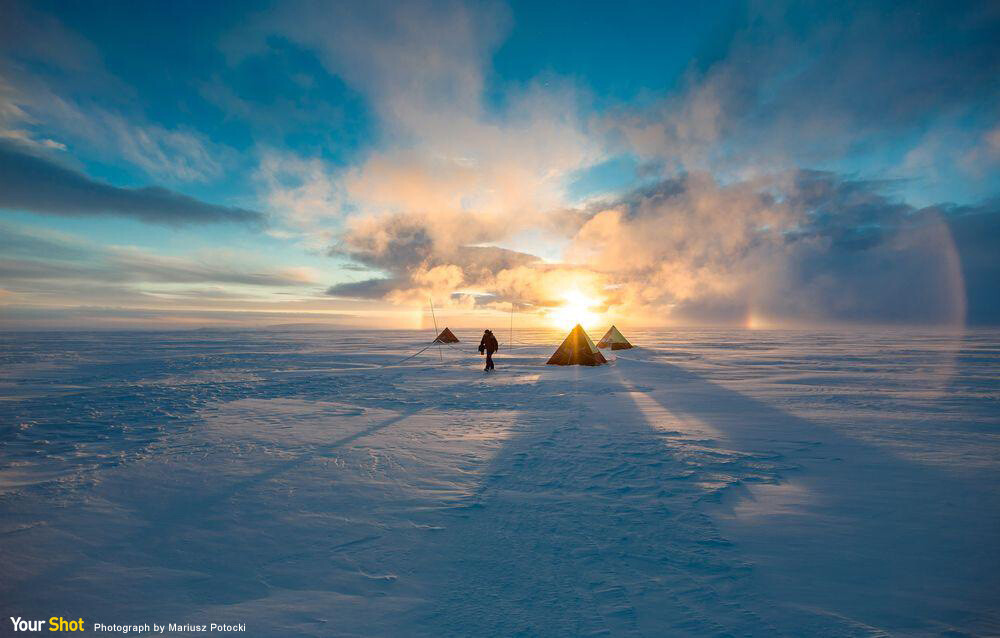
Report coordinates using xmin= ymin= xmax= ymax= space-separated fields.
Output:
xmin=433 ymin=327 xmax=460 ymax=343
xmin=546 ymin=324 xmax=608 ymax=366
xmin=597 ymin=325 xmax=634 ymax=350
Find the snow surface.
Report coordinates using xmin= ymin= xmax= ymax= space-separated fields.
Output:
xmin=1 ymin=328 xmax=998 ymax=637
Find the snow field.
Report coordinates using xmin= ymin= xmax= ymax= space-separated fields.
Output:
xmin=1 ymin=329 xmax=997 ymax=636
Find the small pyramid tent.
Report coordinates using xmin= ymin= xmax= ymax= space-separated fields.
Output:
xmin=433 ymin=327 xmax=460 ymax=343
xmin=546 ymin=324 xmax=608 ymax=366
xmin=597 ymin=325 xmax=634 ymax=350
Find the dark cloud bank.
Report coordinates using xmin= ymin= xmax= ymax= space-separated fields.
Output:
xmin=0 ymin=140 xmax=265 ymax=226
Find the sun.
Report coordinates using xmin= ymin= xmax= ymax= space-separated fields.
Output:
xmin=547 ymin=289 xmax=600 ymax=331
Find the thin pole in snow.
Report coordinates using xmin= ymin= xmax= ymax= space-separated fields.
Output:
xmin=509 ymin=302 xmax=514 ymax=349
xmin=429 ymin=298 xmax=442 ymax=362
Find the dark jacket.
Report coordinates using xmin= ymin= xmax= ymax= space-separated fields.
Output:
xmin=479 ymin=331 xmax=499 ymax=354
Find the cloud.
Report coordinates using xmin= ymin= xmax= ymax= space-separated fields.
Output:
xmin=0 ymin=140 xmax=265 ymax=226
xmin=614 ymin=1 xmax=1000 ymax=177
xmin=255 ymin=149 xmax=343 ymax=233
xmin=241 ymin=0 xmax=600 ymax=248
xmin=0 ymin=221 xmax=396 ymax=329
xmin=0 ymin=224 xmax=312 ymax=290
xmin=0 ymin=1 xmax=235 ymax=184
xmin=106 ymin=249 xmax=317 ymax=287
xmin=326 ymin=277 xmax=403 ymax=299
xmin=0 ymin=128 xmax=65 ymax=150
xmin=328 ymin=218 xmax=541 ymax=301
xmin=87 ymin=109 xmax=229 ymax=183
xmin=0 ymin=304 xmax=374 ymax=331
xmin=0 ymin=221 xmax=94 ymax=260
xmin=246 ymin=0 xmax=999 ymax=327
xmin=564 ymin=171 xmax=985 ymax=325
xmin=226 ymin=0 xmax=509 ymax=123
xmin=233 ymin=0 xmax=612 ymax=326
xmin=1 ymin=76 xmax=233 ymax=183
xmin=326 ymin=168 xmax=997 ymax=326
xmin=0 ymin=0 xmax=103 ymax=75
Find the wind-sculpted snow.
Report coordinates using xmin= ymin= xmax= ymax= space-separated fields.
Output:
xmin=0 ymin=328 xmax=997 ymax=636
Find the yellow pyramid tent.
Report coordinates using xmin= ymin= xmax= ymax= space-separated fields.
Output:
xmin=597 ymin=325 xmax=634 ymax=350
xmin=433 ymin=327 xmax=460 ymax=343
xmin=546 ymin=324 xmax=608 ymax=366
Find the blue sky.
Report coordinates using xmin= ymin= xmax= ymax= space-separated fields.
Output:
xmin=1 ymin=0 xmax=997 ymax=329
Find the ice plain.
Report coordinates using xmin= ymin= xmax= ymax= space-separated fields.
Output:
xmin=1 ymin=327 xmax=998 ymax=637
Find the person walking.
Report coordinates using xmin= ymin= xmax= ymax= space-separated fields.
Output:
xmin=478 ymin=329 xmax=499 ymax=372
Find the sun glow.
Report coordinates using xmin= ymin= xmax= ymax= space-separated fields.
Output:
xmin=547 ymin=289 xmax=601 ymax=331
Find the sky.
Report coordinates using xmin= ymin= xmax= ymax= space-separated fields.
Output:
xmin=0 ymin=0 xmax=998 ymax=331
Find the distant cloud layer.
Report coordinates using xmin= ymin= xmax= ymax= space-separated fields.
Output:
xmin=0 ymin=141 xmax=265 ymax=226
xmin=0 ymin=224 xmax=313 ymax=287
xmin=0 ymin=223 xmax=320 ymax=323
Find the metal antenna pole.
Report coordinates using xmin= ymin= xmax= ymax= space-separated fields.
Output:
xmin=429 ymin=298 xmax=442 ymax=362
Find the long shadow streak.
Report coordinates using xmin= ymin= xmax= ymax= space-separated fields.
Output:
xmin=613 ymin=355 xmax=1000 ymax=633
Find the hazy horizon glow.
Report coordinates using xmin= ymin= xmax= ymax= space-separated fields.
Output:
xmin=1 ymin=0 xmax=997 ymax=330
